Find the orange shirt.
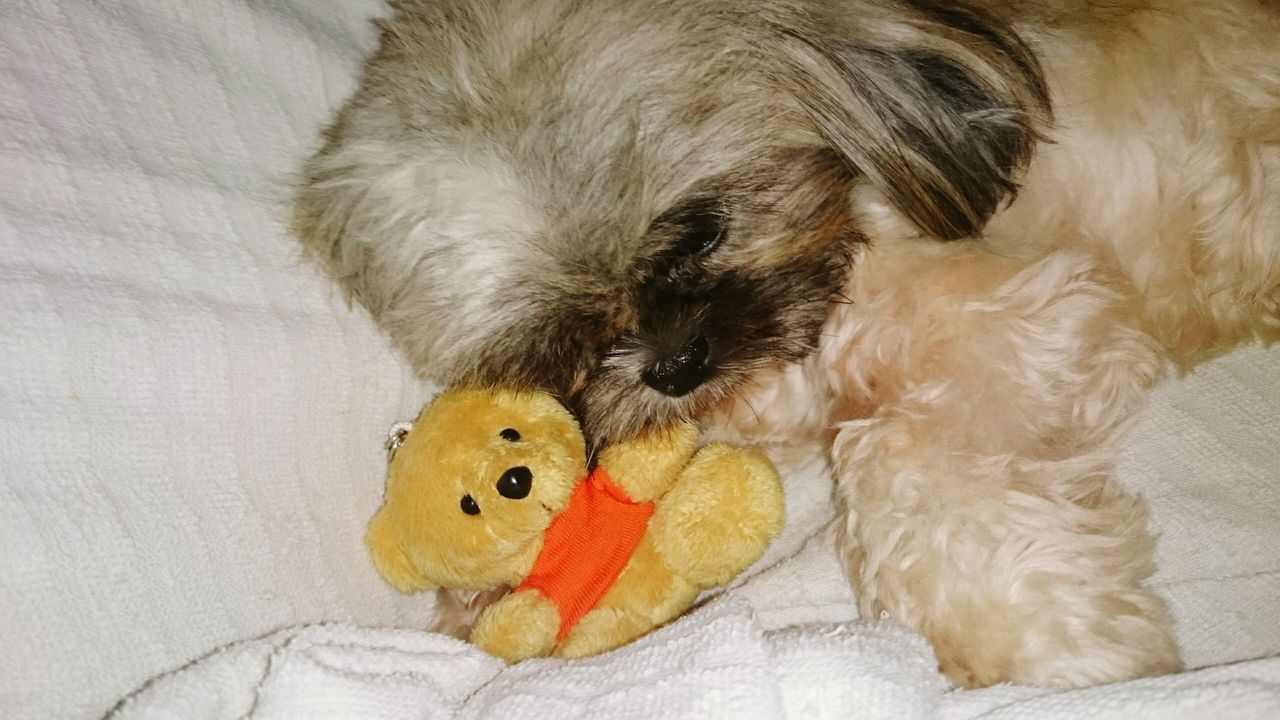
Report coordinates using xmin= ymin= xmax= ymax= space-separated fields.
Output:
xmin=515 ymin=466 xmax=655 ymax=641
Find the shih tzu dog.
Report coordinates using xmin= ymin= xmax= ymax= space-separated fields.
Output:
xmin=293 ymin=0 xmax=1280 ymax=688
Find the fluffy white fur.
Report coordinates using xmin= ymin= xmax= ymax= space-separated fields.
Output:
xmin=708 ymin=1 xmax=1280 ymax=684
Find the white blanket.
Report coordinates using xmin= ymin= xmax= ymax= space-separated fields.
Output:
xmin=1 ymin=1 xmax=1278 ymax=719
xmin=106 ymin=595 xmax=1280 ymax=720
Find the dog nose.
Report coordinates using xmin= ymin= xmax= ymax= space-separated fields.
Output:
xmin=642 ymin=335 xmax=711 ymax=397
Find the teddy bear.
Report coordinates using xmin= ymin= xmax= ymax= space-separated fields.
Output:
xmin=364 ymin=387 xmax=785 ymax=662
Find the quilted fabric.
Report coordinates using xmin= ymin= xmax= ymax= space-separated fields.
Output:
xmin=0 ymin=2 xmax=434 ymax=717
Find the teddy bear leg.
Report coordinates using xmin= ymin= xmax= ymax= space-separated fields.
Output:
xmin=649 ymin=444 xmax=785 ymax=588
xmin=470 ymin=589 xmax=561 ymax=663
xmin=553 ymin=606 xmax=655 ymax=659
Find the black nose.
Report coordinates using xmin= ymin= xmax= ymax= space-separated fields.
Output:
xmin=497 ymin=466 xmax=532 ymax=499
xmin=642 ymin=335 xmax=711 ymax=397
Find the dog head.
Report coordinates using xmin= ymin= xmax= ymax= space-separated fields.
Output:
xmin=294 ymin=0 xmax=1048 ymax=440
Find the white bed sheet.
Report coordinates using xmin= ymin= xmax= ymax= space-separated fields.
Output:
xmin=1 ymin=1 xmax=1277 ymax=719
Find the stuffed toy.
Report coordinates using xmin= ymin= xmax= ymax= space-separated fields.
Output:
xmin=365 ymin=387 xmax=785 ymax=662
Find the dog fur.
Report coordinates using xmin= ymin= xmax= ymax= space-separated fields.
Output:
xmin=293 ymin=0 xmax=1280 ymax=688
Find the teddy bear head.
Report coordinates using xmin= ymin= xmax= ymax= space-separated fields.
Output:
xmin=366 ymin=388 xmax=587 ymax=592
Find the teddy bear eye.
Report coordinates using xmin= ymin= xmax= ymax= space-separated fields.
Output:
xmin=460 ymin=494 xmax=481 ymax=515
xmin=496 ymin=466 xmax=533 ymax=500
xmin=500 ymin=428 xmax=520 ymax=442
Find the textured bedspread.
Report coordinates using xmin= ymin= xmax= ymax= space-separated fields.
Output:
xmin=1 ymin=1 xmax=1278 ymax=718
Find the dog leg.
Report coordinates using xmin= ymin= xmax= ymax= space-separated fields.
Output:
xmin=834 ymin=416 xmax=1180 ymax=687
xmin=829 ymin=246 xmax=1180 ymax=687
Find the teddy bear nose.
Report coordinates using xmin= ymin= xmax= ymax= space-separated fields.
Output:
xmin=497 ymin=466 xmax=533 ymax=499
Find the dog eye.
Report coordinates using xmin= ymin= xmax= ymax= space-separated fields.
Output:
xmin=673 ymin=206 xmax=724 ymax=259
xmin=460 ymin=494 xmax=481 ymax=515
xmin=499 ymin=428 xmax=520 ymax=441
xmin=652 ymin=197 xmax=725 ymax=264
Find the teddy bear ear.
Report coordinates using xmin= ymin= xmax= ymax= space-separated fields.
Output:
xmin=365 ymin=508 xmax=436 ymax=594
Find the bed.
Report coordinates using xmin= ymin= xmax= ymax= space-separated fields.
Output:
xmin=2 ymin=2 xmax=1278 ymax=718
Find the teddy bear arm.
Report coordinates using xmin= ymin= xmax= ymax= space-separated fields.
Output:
xmin=470 ymin=589 xmax=561 ymax=663
xmin=650 ymin=443 xmax=785 ymax=588
xmin=596 ymin=421 xmax=699 ymax=501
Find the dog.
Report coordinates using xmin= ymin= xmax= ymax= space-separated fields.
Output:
xmin=292 ymin=0 xmax=1280 ymax=688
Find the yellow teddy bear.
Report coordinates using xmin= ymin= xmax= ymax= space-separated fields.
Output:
xmin=365 ymin=387 xmax=784 ymax=662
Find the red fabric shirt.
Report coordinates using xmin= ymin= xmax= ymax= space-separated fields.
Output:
xmin=515 ymin=466 xmax=655 ymax=641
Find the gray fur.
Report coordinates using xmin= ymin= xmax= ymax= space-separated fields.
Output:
xmin=292 ymin=0 xmax=1047 ymax=439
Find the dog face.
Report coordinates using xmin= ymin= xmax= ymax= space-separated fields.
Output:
xmin=294 ymin=0 xmax=1047 ymax=440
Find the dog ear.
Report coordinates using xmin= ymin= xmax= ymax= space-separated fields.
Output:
xmin=365 ymin=508 xmax=436 ymax=594
xmin=772 ymin=3 xmax=1050 ymax=240
xmin=290 ymin=132 xmax=400 ymax=315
